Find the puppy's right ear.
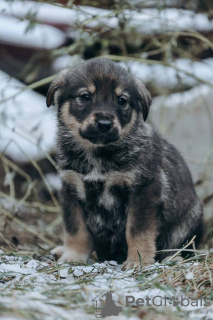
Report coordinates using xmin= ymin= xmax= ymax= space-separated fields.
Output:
xmin=46 ymin=69 xmax=68 ymax=107
xmin=134 ymin=78 xmax=152 ymax=121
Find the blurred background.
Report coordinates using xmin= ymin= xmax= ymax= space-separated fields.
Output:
xmin=0 ymin=0 xmax=213 ymax=254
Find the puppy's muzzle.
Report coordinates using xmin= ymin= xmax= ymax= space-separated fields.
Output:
xmin=80 ymin=112 xmax=120 ymax=145
xmin=95 ymin=113 xmax=113 ymax=133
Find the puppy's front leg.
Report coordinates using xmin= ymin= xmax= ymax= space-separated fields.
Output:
xmin=51 ymin=202 xmax=93 ymax=263
xmin=122 ymin=202 xmax=156 ymax=270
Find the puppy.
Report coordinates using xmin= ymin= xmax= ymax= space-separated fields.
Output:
xmin=47 ymin=58 xmax=203 ymax=268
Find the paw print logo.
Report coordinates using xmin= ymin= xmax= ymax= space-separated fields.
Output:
xmin=169 ymin=296 xmax=180 ymax=306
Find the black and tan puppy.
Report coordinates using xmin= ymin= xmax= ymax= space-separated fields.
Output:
xmin=47 ymin=58 xmax=203 ymax=268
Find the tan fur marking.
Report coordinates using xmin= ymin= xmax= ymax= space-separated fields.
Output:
xmin=51 ymin=206 xmax=93 ymax=263
xmin=99 ymin=170 xmax=137 ymax=208
xmin=60 ymin=102 xmax=95 ymax=150
xmin=61 ymin=102 xmax=80 ymax=133
xmin=82 ymin=114 xmax=96 ymax=131
xmin=64 ymin=218 xmax=92 ymax=259
xmin=99 ymin=187 xmax=115 ymax=208
xmin=113 ymin=117 xmax=121 ymax=134
xmin=60 ymin=170 xmax=85 ymax=200
xmin=122 ymin=212 xmax=156 ymax=269
xmin=121 ymin=110 xmax=137 ymax=137
xmin=115 ymin=86 xmax=122 ymax=96
xmin=65 ymin=205 xmax=93 ymax=258
xmin=88 ymin=83 xmax=96 ymax=94
xmin=54 ymin=89 xmax=62 ymax=108
xmin=107 ymin=170 xmax=136 ymax=187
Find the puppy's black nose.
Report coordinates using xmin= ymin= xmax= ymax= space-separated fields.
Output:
xmin=97 ymin=119 xmax=113 ymax=133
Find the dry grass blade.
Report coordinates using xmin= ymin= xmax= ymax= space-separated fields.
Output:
xmin=166 ymin=236 xmax=196 ymax=262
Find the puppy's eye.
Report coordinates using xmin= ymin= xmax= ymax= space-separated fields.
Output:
xmin=81 ymin=93 xmax=91 ymax=102
xmin=118 ymin=97 xmax=127 ymax=106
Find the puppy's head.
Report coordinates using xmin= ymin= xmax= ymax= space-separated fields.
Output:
xmin=47 ymin=58 xmax=151 ymax=146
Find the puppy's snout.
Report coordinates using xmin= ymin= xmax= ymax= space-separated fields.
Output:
xmin=95 ymin=113 xmax=114 ymax=133
xmin=97 ymin=120 xmax=112 ymax=133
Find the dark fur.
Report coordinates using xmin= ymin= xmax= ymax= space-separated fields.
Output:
xmin=47 ymin=58 xmax=203 ymax=265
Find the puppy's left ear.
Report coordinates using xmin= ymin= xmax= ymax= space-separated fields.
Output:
xmin=46 ymin=69 xmax=68 ymax=107
xmin=135 ymin=78 xmax=152 ymax=121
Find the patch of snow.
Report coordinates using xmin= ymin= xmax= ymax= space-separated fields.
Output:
xmin=0 ymin=70 xmax=57 ymax=163
xmin=26 ymin=292 xmax=48 ymax=300
xmin=1 ymin=255 xmax=22 ymax=262
xmin=0 ymin=15 xmax=65 ymax=50
xmin=53 ymin=55 xmax=83 ymax=72
xmin=82 ymin=266 xmax=95 ymax=273
xmin=151 ymin=83 xmax=213 ymax=112
xmin=73 ymin=268 xmax=84 ymax=277
xmin=108 ymin=260 xmax=118 ymax=266
xmin=59 ymin=267 xmax=69 ymax=278
xmin=25 ymin=259 xmax=39 ymax=268
xmin=128 ymin=8 xmax=213 ymax=33
xmin=0 ymin=262 xmax=33 ymax=275
xmin=185 ymin=272 xmax=194 ymax=280
xmin=45 ymin=173 xmax=62 ymax=192
xmin=120 ymin=58 xmax=213 ymax=89
xmin=93 ymin=262 xmax=107 ymax=268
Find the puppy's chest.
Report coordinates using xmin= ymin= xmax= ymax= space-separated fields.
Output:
xmin=82 ymin=169 xmax=111 ymax=207
xmin=60 ymin=167 xmax=135 ymax=209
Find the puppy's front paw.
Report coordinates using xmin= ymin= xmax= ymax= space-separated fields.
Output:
xmin=51 ymin=246 xmax=64 ymax=259
xmin=122 ymin=257 xmax=155 ymax=270
xmin=51 ymin=246 xmax=88 ymax=263
xmin=122 ymin=260 xmax=140 ymax=270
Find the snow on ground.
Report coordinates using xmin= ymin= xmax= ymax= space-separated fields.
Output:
xmin=0 ymin=70 xmax=56 ymax=163
xmin=1 ymin=0 xmax=213 ymax=34
xmin=0 ymin=252 xmax=212 ymax=320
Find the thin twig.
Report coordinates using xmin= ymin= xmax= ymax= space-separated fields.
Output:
xmin=166 ymin=235 xmax=196 ymax=261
